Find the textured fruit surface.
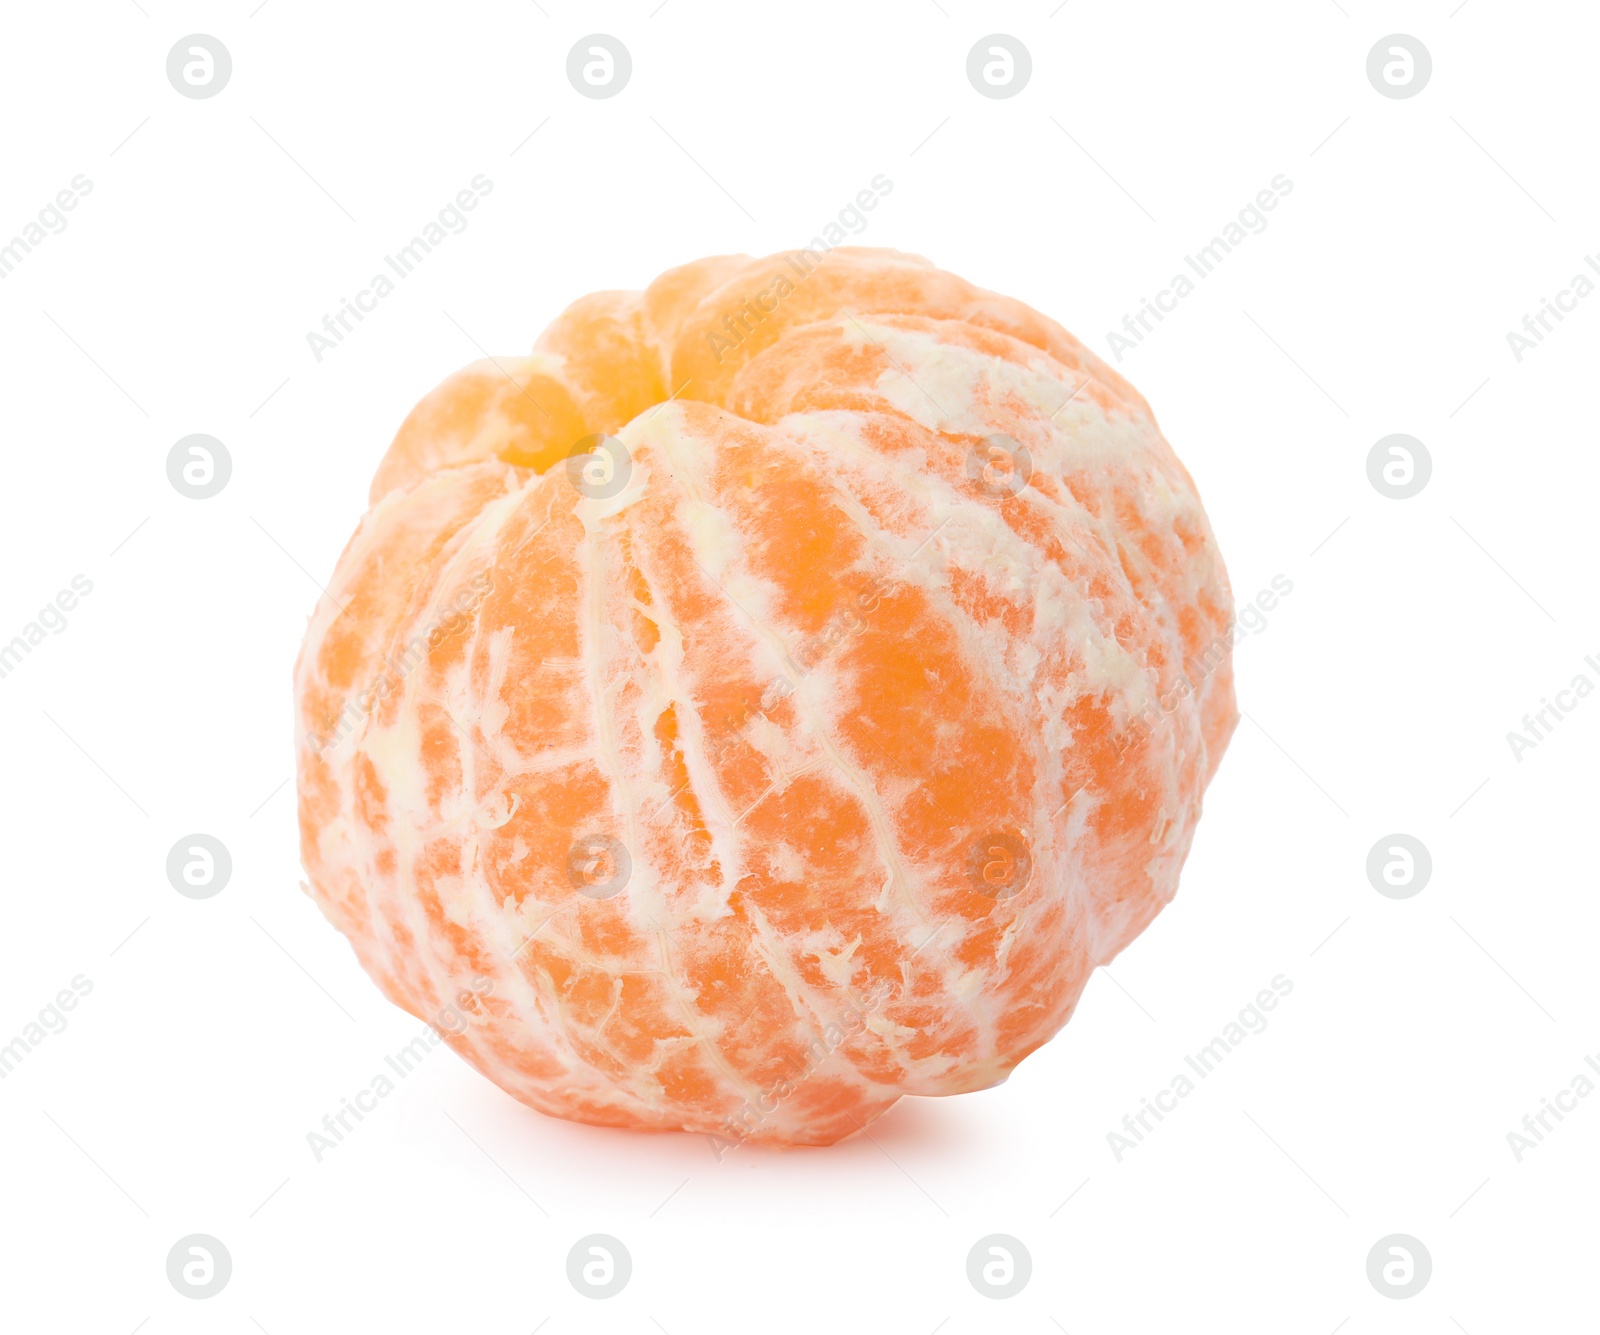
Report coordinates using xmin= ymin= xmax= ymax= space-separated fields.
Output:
xmin=294 ymin=248 xmax=1237 ymax=1146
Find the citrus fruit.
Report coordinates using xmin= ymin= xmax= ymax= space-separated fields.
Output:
xmin=294 ymin=247 xmax=1237 ymax=1147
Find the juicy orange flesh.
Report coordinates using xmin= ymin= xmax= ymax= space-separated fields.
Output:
xmin=295 ymin=248 xmax=1236 ymax=1145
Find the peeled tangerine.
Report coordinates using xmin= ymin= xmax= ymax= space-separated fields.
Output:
xmin=294 ymin=248 xmax=1237 ymax=1148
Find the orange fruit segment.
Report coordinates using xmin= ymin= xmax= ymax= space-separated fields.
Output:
xmin=295 ymin=247 xmax=1236 ymax=1146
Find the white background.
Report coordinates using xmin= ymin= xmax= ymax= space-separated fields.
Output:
xmin=1 ymin=1 xmax=1595 ymax=1331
